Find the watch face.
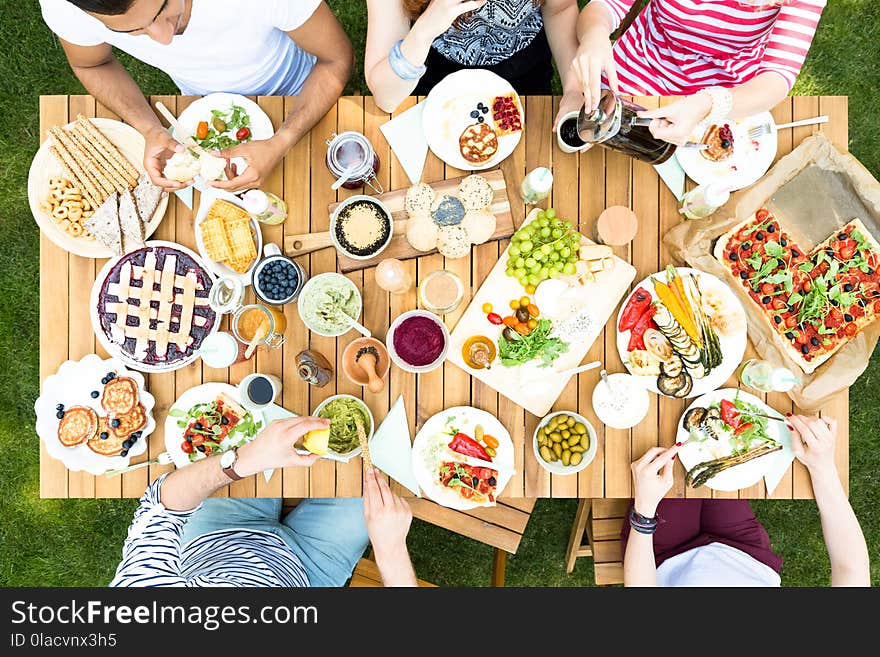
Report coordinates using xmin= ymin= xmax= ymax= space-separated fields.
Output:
xmin=220 ymin=450 xmax=235 ymax=468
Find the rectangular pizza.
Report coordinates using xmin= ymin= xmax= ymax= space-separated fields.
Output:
xmin=714 ymin=209 xmax=880 ymax=374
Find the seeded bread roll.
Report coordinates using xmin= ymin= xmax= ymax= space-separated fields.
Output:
xmin=431 ymin=194 xmax=466 ymax=226
xmin=404 ymin=183 xmax=436 ymax=216
xmin=406 ymin=213 xmax=439 ymax=252
xmin=457 ymin=174 xmax=494 ymax=211
xmin=437 ymin=225 xmax=471 ymax=259
xmin=461 ymin=208 xmax=497 ymax=245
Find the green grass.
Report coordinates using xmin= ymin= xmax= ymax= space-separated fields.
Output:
xmin=0 ymin=1 xmax=878 ymax=587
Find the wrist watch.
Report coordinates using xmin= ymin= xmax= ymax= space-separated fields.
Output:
xmin=220 ymin=448 xmax=244 ymax=481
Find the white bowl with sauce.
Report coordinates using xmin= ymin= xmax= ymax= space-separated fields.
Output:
xmin=592 ymin=373 xmax=650 ymax=429
xmin=329 ymin=195 xmax=394 ymax=261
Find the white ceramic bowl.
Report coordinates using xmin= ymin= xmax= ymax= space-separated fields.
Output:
xmin=330 ymin=195 xmax=394 ymax=261
xmin=386 ymin=309 xmax=450 ymax=374
xmin=312 ymin=394 xmax=373 ymax=459
xmin=296 ymin=272 xmax=363 ymax=337
xmin=532 ymin=411 xmax=598 ymax=476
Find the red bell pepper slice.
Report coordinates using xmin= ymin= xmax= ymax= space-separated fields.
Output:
xmin=720 ymin=399 xmax=741 ymax=429
xmin=619 ymin=287 xmax=653 ymax=332
xmin=448 ymin=433 xmax=491 ymax=461
xmin=626 ymin=305 xmax=657 ymax=352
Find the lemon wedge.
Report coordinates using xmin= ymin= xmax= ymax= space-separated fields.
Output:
xmin=302 ymin=428 xmax=330 ymax=456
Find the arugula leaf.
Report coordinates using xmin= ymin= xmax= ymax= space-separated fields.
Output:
xmin=763 ymin=270 xmax=793 ymax=292
xmin=788 ymin=292 xmax=804 ymax=305
xmin=764 ymin=240 xmax=786 ymax=258
xmin=498 ymin=318 xmax=569 ymax=368
xmin=745 ymin=253 xmax=764 ymax=270
xmin=798 ymin=262 xmax=814 ymax=273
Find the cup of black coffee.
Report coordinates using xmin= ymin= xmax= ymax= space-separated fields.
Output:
xmin=557 ymin=109 xmax=590 ymax=154
xmin=239 ymin=373 xmax=282 ymax=411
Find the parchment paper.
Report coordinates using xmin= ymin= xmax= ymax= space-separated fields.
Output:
xmin=664 ymin=134 xmax=880 ymax=411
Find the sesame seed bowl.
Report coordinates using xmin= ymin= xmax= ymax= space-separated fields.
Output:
xmin=330 ymin=195 xmax=394 ymax=261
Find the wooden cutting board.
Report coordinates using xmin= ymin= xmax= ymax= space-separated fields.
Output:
xmin=447 ymin=209 xmax=637 ymax=418
xmin=283 ymin=169 xmax=514 ymax=273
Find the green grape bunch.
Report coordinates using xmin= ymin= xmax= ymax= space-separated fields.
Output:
xmin=505 ymin=208 xmax=581 ymax=291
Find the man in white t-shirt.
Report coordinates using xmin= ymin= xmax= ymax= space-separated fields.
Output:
xmin=40 ymin=0 xmax=353 ymax=192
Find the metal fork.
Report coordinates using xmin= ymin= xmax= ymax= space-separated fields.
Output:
xmin=104 ymin=451 xmax=174 ymax=477
xmin=748 ymin=116 xmax=829 ymax=139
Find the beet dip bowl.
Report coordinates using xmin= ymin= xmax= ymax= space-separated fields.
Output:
xmin=386 ymin=310 xmax=450 ymax=374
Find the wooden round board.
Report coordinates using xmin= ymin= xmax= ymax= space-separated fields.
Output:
xmin=28 ymin=118 xmax=168 ymax=259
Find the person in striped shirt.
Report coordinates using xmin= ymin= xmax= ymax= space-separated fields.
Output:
xmin=111 ymin=416 xmax=418 ymax=587
xmin=571 ymin=0 xmax=826 ymax=145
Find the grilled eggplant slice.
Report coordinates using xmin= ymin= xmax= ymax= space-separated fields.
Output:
xmin=705 ymin=407 xmax=722 ymax=423
xmin=674 ymin=371 xmax=693 ymax=397
xmin=657 ymin=372 xmax=688 ymax=396
xmin=683 ymin=407 xmax=708 ymax=431
xmin=660 ymin=355 xmax=684 ymax=378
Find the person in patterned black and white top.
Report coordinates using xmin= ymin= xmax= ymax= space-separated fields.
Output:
xmin=111 ymin=416 xmax=418 ymax=587
xmin=571 ymin=0 xmax=827 ymax=145
xmin=365 ymin=0 xmax=583 ymax=127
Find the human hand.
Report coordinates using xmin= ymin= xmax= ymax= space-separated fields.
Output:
xmin=554 ymin=88 xmax=586 ymax=132
xmin=209 ymin=136 xmax=288 ymax=193
xmin=631 ymin=445 xmax=681 ymax=517
xmin=363 ymin=467 xmax=412 ymax=559
xmin=235 ymin=416 xmax=325 ymax=475
xmin=788 ymin=414 xmax=837 ymax=480
xmin=143 ymin=125 xmax=189 ymax=190
xmin=635 ymin=93 xmax=713 ymax=146
xmin=416 ymin=0 xmax=487 ymax=39
xmin=570 ymin=27 xmax=619 ymax=112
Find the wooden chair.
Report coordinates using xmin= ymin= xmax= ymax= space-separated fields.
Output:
xmin=408 ymin=497 xmax=536 ymax=587
xmin=283 ymin=497 xmax=536 ymax=587
xmin=565 ymin=499 xmax=630 ymax=586
xmin=348 ymin=555 xmax=436 ymax=587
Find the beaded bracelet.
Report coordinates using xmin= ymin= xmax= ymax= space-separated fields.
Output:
xmin=389 ymin=39 xmax=427 ymax=81
xmin=697 ymin=86 xmax=733 ymax=126
xmin=629 ymin=508 xmax=660 ymax=535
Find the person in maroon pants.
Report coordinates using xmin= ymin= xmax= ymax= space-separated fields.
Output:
xmin=622 ymin=415 xmax=869 ymax=587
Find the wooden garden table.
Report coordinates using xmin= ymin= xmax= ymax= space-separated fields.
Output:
xmin=38 ymin=94 xmax=849 ymax=500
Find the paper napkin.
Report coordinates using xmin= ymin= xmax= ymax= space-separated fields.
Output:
xmin=369 ymin=396 xmax=420 ymax=496
xmin=763 ymin=423 xmax=796 ymax=495
xmin=380 ymin=102 xmax=428 ymax=185
xmin=655 ymin=155 xmax=686 ymax=201
xmin=259 ymin=403 xmax=304 ymax=483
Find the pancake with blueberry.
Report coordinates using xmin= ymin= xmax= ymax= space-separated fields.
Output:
xmin=701 ymin=123 xmax=735 ymax=162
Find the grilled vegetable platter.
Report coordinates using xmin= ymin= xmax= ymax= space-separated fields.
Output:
xmin=676 ymin=388 xmax=791 ymax=491
xmin=615 ymin=266 xmax=747 ymax=398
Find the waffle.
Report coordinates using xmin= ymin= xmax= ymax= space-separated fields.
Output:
xmin=200 ymin=215 xmax=232 ymax=262
xmin=206 ymin=199 xmax=250 ymax=223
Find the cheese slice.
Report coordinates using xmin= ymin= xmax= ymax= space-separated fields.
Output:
xmin=369 ymin=396 xmax=420 ymax=496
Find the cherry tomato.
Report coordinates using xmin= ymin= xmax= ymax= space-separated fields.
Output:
xmin=785 ymin=315 xmax=798 ymax=328
xmin=502 ymin=315 xmax=518 ymax=327
xmin=236 ymin=127 xmax=251 ymax=141
xmin=196 ymin=121 xmax=209 ymax=140
xmin=527 ymin=318 xmax=538 ymax=330
xmin=181 ymin=441 xmax=194 ymax=454
xmin=509 ymin=299 xmax=520 ymax=311
xmin=844 ymin=322 xmax=858 ymax=336
xmin=519 ymin=296 xmax=531 ymax=308
xmin=839 ymin=245 xmax=855 ymax=260
xmin=760 ymin=283 xmax=775 ymax=295
xmin=514 ymin=323 xmax=531 ymax=336
xmin=527 ymin=303 xmax=540 ymax=318
xmin=756 ymin=209 xmax=770 ymax=222
xmin=481 ymin=302 xmax=493 ymax=314
xmin=483 ymin=434 xmax=500 ymax=449
xmin=802 ymin=279 xmax=812 ymax=292
xmin=487 ymin=313 xmax=503 ymax=325
xmin=524 ymin=284 xmax=536 ymax=295
xmin=191 ymin=435 xmax=204 ymax=447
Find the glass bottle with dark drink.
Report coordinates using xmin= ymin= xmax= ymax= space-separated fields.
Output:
xmin=575 ymin=89 xmax=676 ymax=165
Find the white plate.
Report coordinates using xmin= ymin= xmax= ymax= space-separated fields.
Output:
xmin=676 ymin=111 xmax=777 ymax=192
xmin=174 ymin=93 xmax=274 ymax=174
xmin=164 ymin=382 xmax=265 ymax=469
xmin=28 ymin=118 xmax=168 ymax=258
xmin=421 ymin=69 xmax=523 ymax=171
xmin=194 ymin=189 xmax=262 ymax=285
xmin=616 ymin=267 xmax=746 ymax=399
xmin=676 ymin=388 xmax=792 ymax=491
xmin=90 ymin=240 xmax=219 ymax=373
xmin=411 ymin=406 xmax=514 ymax=510
xmin=34 ymin=354 xmax=155 ymax=475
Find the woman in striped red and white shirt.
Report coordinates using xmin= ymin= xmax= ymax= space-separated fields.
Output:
xmin=571 ymin=0 xmax=826 ymax=144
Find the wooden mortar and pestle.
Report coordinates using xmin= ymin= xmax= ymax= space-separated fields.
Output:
xmin=342 ymin=337 xmax=390 ymax=393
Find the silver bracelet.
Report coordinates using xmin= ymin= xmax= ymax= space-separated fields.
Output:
xmin=389 ymin=39 xmax=427 ymax=81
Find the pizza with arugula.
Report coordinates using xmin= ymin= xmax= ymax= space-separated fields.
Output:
xmin=715 ymin=209 xmax=880 ymax=374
